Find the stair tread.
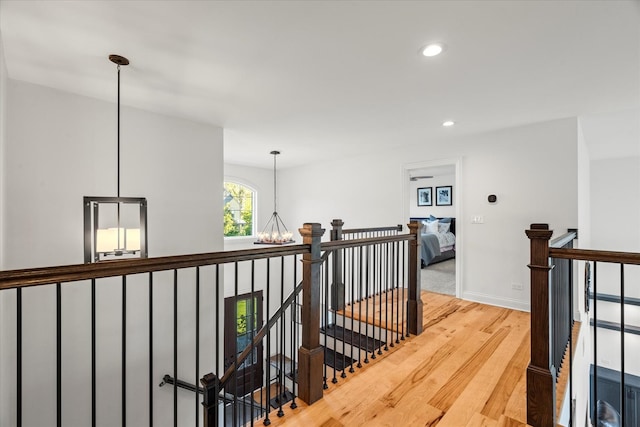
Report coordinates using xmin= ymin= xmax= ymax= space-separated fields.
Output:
xmin=321 ymin=323 xmax=384 ymax=352
xmin=322 ymin=346 xmax=356 ymax=372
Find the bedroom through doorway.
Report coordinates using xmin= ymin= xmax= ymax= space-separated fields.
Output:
xmin=403 ymin=160 xmax=461 ymax=297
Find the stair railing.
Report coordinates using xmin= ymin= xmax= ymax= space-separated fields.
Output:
xmin=314 ymin=220 xmax=422 ymax=390
xmin=526 ymin=223 xmax=640 ymax=427
xmin=0 ymin=220 xmax=422 ymax=427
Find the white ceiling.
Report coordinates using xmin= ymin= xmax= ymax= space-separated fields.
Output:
xmin=1 ymin=0 xmax=638 ymax=169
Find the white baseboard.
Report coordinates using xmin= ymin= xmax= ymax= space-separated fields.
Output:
xmin=461 ymin=291 xmax=530 ymax=312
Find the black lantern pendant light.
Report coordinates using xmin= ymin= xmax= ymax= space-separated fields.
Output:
xmin=83 ymin=54 xmax=148 ymax=263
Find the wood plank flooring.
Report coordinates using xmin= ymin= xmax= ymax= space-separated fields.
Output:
xmin=264 ymin=291 xmax=531 ymax=426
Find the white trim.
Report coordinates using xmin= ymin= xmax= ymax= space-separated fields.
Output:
xmin=401 ymin=157 xmax=463 ymax=298
xmin=462 ymin=291 xmax=530 ymax=312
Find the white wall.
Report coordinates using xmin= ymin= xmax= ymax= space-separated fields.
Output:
xmin=3 ymin=80 xmax=223 ymax=269
xmin=0 ymin=80 xmax=224 ymax=426
xmin=279 ymin=118 xmax=579 ymax=311
xmin=409 ymin=173 xmax=456 ymax=218
xmin=0 ymin=26 xmax=8 ymax=427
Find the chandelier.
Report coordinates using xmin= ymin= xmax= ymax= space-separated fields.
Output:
xmin=255 ymin=151 xmax=294 ymax=245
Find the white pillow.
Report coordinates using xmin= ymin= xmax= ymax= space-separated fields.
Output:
xmin=438 ymin=222 xmax=451 ymax=233
xmin=425 ymin=220 xmax=439 ymax=233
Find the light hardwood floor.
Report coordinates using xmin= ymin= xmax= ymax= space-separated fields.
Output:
xmin=264 ymin=291 xmax=530 ymax=426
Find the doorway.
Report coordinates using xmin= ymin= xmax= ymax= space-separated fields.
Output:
xmin=224 ymin=291 xmax=264 ymax=397
xmin=402 ymin=158 xmax=462 ymax=297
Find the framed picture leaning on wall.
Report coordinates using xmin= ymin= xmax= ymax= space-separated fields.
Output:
xmin=436 ymin=186 xmax=452 ymax=206
xmin=417 ymin=187 xmax=432 ymax=206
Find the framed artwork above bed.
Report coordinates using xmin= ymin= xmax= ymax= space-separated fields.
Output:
xmin=436 ymin=186 xmax=453 ymax=206
xmin=417 ymin=187 xmax=432 ymax=206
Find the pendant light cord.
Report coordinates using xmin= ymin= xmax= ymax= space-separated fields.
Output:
xmin=273 ymin=153 xmax=277 ymax=213
xmin=117 ymin=64 xmax=121 ymax=199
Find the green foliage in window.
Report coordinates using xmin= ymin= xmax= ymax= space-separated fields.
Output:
xmin=224 ymin=182 xmax=254 ymax=237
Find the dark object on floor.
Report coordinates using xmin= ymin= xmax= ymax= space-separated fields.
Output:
xmin=596 ymin=400 xmax=621 ymax=427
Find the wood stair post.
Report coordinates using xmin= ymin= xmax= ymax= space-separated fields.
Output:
xmin=407 ymin=221 xmax=423 ymax=336
xmin=298 ymin=223 xmax=326 ymax=405
xmin=526 ymin=223 xmax=555 ymax=427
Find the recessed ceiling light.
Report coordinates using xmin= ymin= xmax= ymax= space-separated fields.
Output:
xmin=421 ymin=43 xmax=444 ymax=57
xmin=442 ymin=120 xmax=455 ymax=127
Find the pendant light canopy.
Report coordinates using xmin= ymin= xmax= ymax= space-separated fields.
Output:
xmin=83 ymin=55 xmax=148 ymax=263
xmin=255 ymin=151 xmax=294 ymax=245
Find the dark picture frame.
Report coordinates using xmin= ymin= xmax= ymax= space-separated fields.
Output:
xmin=417 ymin=187 xmax=432 ymax=206
xmin=435 ymin=186 xmax=453 ymax=206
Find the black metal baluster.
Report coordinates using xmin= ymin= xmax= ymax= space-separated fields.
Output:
xmin=364 ymin=246 xmax=370 ymax=364
xmin=148 ymin=273 xmax=153 ymax=427
xmin=593 ymin=262 xmax=598 ymax=421
xmin=378 ymin=243 xmax=384 ymax=355
xmin=568 ymin=259 xmax=573 ymax=427
xmin=349 ymin=247 xmax=355 ymax=373
xmin=233 ymin=262 xmax=238 ymax=427
xmin=195 ymin=267 xmax=200 ymax=427
xmin=173 ymin=270 xmax=178 ymax=427
xmin=17 ymin=287 xmax=22 ymax=427
xmin=621 ymin=263 xmax=625 ymax=425
xmin=91 ymin=279 xmax=96 ymax=427
xmin=357 ymin=246 xmax=363 ymax=368
xmin=250 ymin=260 xmax=256 ymax=426
xmin=290 ymin=256 xmax=298 ymax=409
xmin=384 ymin=242 xmax=389 ymax=352
xmin=278 ymin=256 xmax=286 ymax=416
xmin=328 ymin=258 xmax=337 ymax=384
xmin=341 ymin=248 xmax=347 ymax=379
xmin=215 ymin=265 xmax=224 ymax=426
xmin=122 ymin=275 xmax=127 ymax=427
xmin=390 ymin=242 xmax=395 ymax=348
xmin=401 ymin=241 xmax=406 ymax=340
xmin=264 ymin=259 xmax=271 ymax=426
xmin=57 ymin=282 xmax=62 ymax=427
xmin=323 ymin=257 xmax=329 ymax=388
xmin=371 ymin=245 xmax=377 ymax=361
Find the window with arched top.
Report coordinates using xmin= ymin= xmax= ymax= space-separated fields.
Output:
xmin=223 ymin=182 xmax=255 ymax=237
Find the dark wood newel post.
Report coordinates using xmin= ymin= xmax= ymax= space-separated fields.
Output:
xmin=201 ymin=373 xmax=219 ymax=427
xmin=330 ymin=219 xmax=345 ymax=311
xmin=298 ymin=223 xmax=325 ymax=405
xmin=407 ymin=221 xmax=423 ymax=336
xmin=526 ymin=223 xmax=555 ymax=427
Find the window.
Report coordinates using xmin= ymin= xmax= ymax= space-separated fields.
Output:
xmin=223 ymin=182 xmax=255 ymax=237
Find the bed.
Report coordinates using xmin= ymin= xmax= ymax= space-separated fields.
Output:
xmin=410 ymin=216 xmax=456 ymax=268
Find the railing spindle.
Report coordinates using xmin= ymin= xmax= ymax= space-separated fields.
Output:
xmin=593 ymin=262 xmax=598 ymax=422
xmin=264 ymin=258 xmax=271 ymax=426
xmin=621 ymin=263 xmax=625 ymax=424
xmin=122 ymin=275 xmax=127 ymax=427
xmin=195 ymin=267 xmax=200 ymax=427
xmin=291 ymin=256 xmax=298 ymax=409
xmin=57 ymin=282 xmax=62 ymax=427
xmin=17 ymin=287 xmax=22 ymax=427
xmin=173 ymin=270 xmax=178 ymax=427
xmin=148 ymin=272 xmax=153 ymax=427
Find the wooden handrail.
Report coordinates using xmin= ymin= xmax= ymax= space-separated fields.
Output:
xmin=0 ymin=233 xmax=417 ymax=291
xmin=549 ymin=247 xmax=640 ymax=265
xmin=0 ymin=244 xmax=310 ymax=290
xmin=320 ymin=233 xmax=414 ymax=252
xmin=342 ymin=224 xmax=403 ymax=234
